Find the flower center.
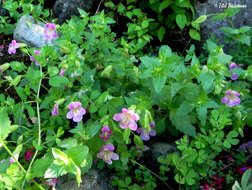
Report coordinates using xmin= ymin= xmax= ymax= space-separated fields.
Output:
xmin=104 ymin=151 xmax=111 ymax=161
xmin=228 ymin=94 xmax=236 ymax=101
xmin=122 ymin=113 xmax=132 ymax=124
xmin=73 ymin=108 xmax=80 ymax=115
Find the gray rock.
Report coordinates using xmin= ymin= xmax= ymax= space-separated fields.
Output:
xmin=193 ymin=0 xmax=252 ymax=48
xmin=53 ymin=0 xmax=98 ymax=24
xmin=150 ymin=142 xmax=177 ymax=160
xmin=13 ymin=15 xmax=55 ymax=48
xmin=56 ymin=169 xmax=114 ymax=190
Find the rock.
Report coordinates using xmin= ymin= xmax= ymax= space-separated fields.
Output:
xmin=53 ymin=0 xmax=98 ymax=24
xmin=13 ymin=15 xmax=55 ymax=48
xmin=150 ymin=142 xmax=177 ymax=160
xmin=193 ymin=0 xmax=252 ymax=48
xmin=56 ymin=169 xmax=114 ymax=190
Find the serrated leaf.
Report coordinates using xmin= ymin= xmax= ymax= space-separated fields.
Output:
xmin=49 ymin=76 xmax=69 ymax=88
xmin=66 ymin=145 xmax=89 ymax=167
xmin=0 ymin=109 xmax=18 ymax=140
xmin=170 ymin=111 xmax=196 ymax=137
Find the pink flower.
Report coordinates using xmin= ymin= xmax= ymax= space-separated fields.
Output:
xmin=51 ymin=103 xmax=59 ymax=116
xmin=30 ymin=50 xmax=40 ymax=66
xmin=1 ymin=154 xmax=19 ymax=164
xmin=46 ymin=178 xmax=57 ymax=187
xmin=97 ymin=143 xmax=119 ymax=165
xmin=99 ymin=126 xmax=112 ymax=141
xmin=136 ymin=122 xmax=156 ymax=141
xmin=44 ymin=23 xmax=57 ymax=41
xmin=66 ymin=102 xmax=86 ymax=122
xmin=0 ymin=68 xmax=2 ymax=72
xmin=59 ymin=68 xmax=65 ymax=76
xmin=8 ymin=40 xmax=20 ymax=54
xmin=229 ymin=62 xmax=242 ymax=80
xmin=113 ymin=108 xmax=139 ymax=131
xmin=221 ymin=90 xmax=241 ymax=107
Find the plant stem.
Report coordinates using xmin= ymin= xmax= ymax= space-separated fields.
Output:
xmin=22 ymin=65 xmax=43 ymax=189
xmin=3 ymin=143 xmax=44 ymax=190
xmin=130 ymin=159 xmax=174 ymax=190
xmin=3 ymin=144 xmax=27 ymax=173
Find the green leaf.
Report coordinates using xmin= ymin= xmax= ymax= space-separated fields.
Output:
xmin=189 ymin=29 xmax=201 ymax=41
xmin=49 ymin=76 xmax=69 ymax=88
xmin=241 ymin=168 xmax=252 ymax=188
xmin=170 ymin=111 xmax=196 ymax=137
xmin=159 ymin=0 xmax=172 ymax=12
xmin=157 ymin=26 xmax=166 ymax=41
xmin=52 ymin=148 xmax=71 ymax=166
xmin=192 ymin=15 xmax=207 ymax=25
xmin=197 ymin=69 xmax=215 ymax=93
xmin=28 ymin=157 xmax=53 ymax=180
xmin=0 ymin=109 xmax=18 ymax=140
xmin=85 ymin=122 xmax=102 ymax=139
xmin=152 ymin=73 xmax=167 ymax=93
xmin=66 ymin=145 xmax=89 ymax=167
xmin=176 ymin=14 xmax=187 ymax=30
xmin=44 ymin=163 xmax=67 ymax=178
xmin=58 ymin=138 xmax=78 ymax=149
xmin=232 ymin=181 xmax=242 ymax=190
xmin=177 ymin=102 xmax=195 ymax=116
xmin=10 ymin=61 xmax=26 ymax=72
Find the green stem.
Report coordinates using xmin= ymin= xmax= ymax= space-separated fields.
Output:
xmin=22 ymin=65 xmax=43 ymax=189
xmin=3 ymin=143 xmax=44 ymax=190
xmin=3 ymin=144 xmax=26 ymax=173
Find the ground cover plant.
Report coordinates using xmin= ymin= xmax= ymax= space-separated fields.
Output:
xmin=0 ymin=0 xmax=252 ymax=189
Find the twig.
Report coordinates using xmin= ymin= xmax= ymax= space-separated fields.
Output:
xmin=95 ymin=0 xmax=104 ymax=14
xmin=130 ymin=159 xmax=174 ymax=190
xmin=216 ymin=154 xmax=252 ymax=174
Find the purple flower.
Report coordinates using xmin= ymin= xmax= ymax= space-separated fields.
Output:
xmin=99 ymin=126 xmax=112 ymax=141
xmin=229 ymin=62 xmax=242 ymax=80
xmin=1 ymin=154 xmax=19 ymax=164
xmin=221 ymin=90 xmax=241 ymax=107
xmin=59 ymin=68 xmax=65 ymax=76
xmin=97 ymin=143 xmax=119 ymax=165
xmin=8 ymin=40 xmax=20 ymax=54
xmin=0 ymin=44 xmax=4 ymax=51
xmin=0 ymin=68 xmax=2 ymax=72
xmin=30 ymin=50 xmax=40 ymax=66
xmin=46 ymin=178 xmax=57 ymax=187
xmin=238 ymin=141 xmax=252 ymax=153
xmin=113 ymin=108 xmax=140 ymax=131
xmin=136 ymin=122 xmax=156 ymax=141
xmin=51 ymin=104 xmax=59 ymax=116
xmin=44 ymin=23 xmax=57 ymax=41
xmin=66 ymin=102 xmax=86 ymax=122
